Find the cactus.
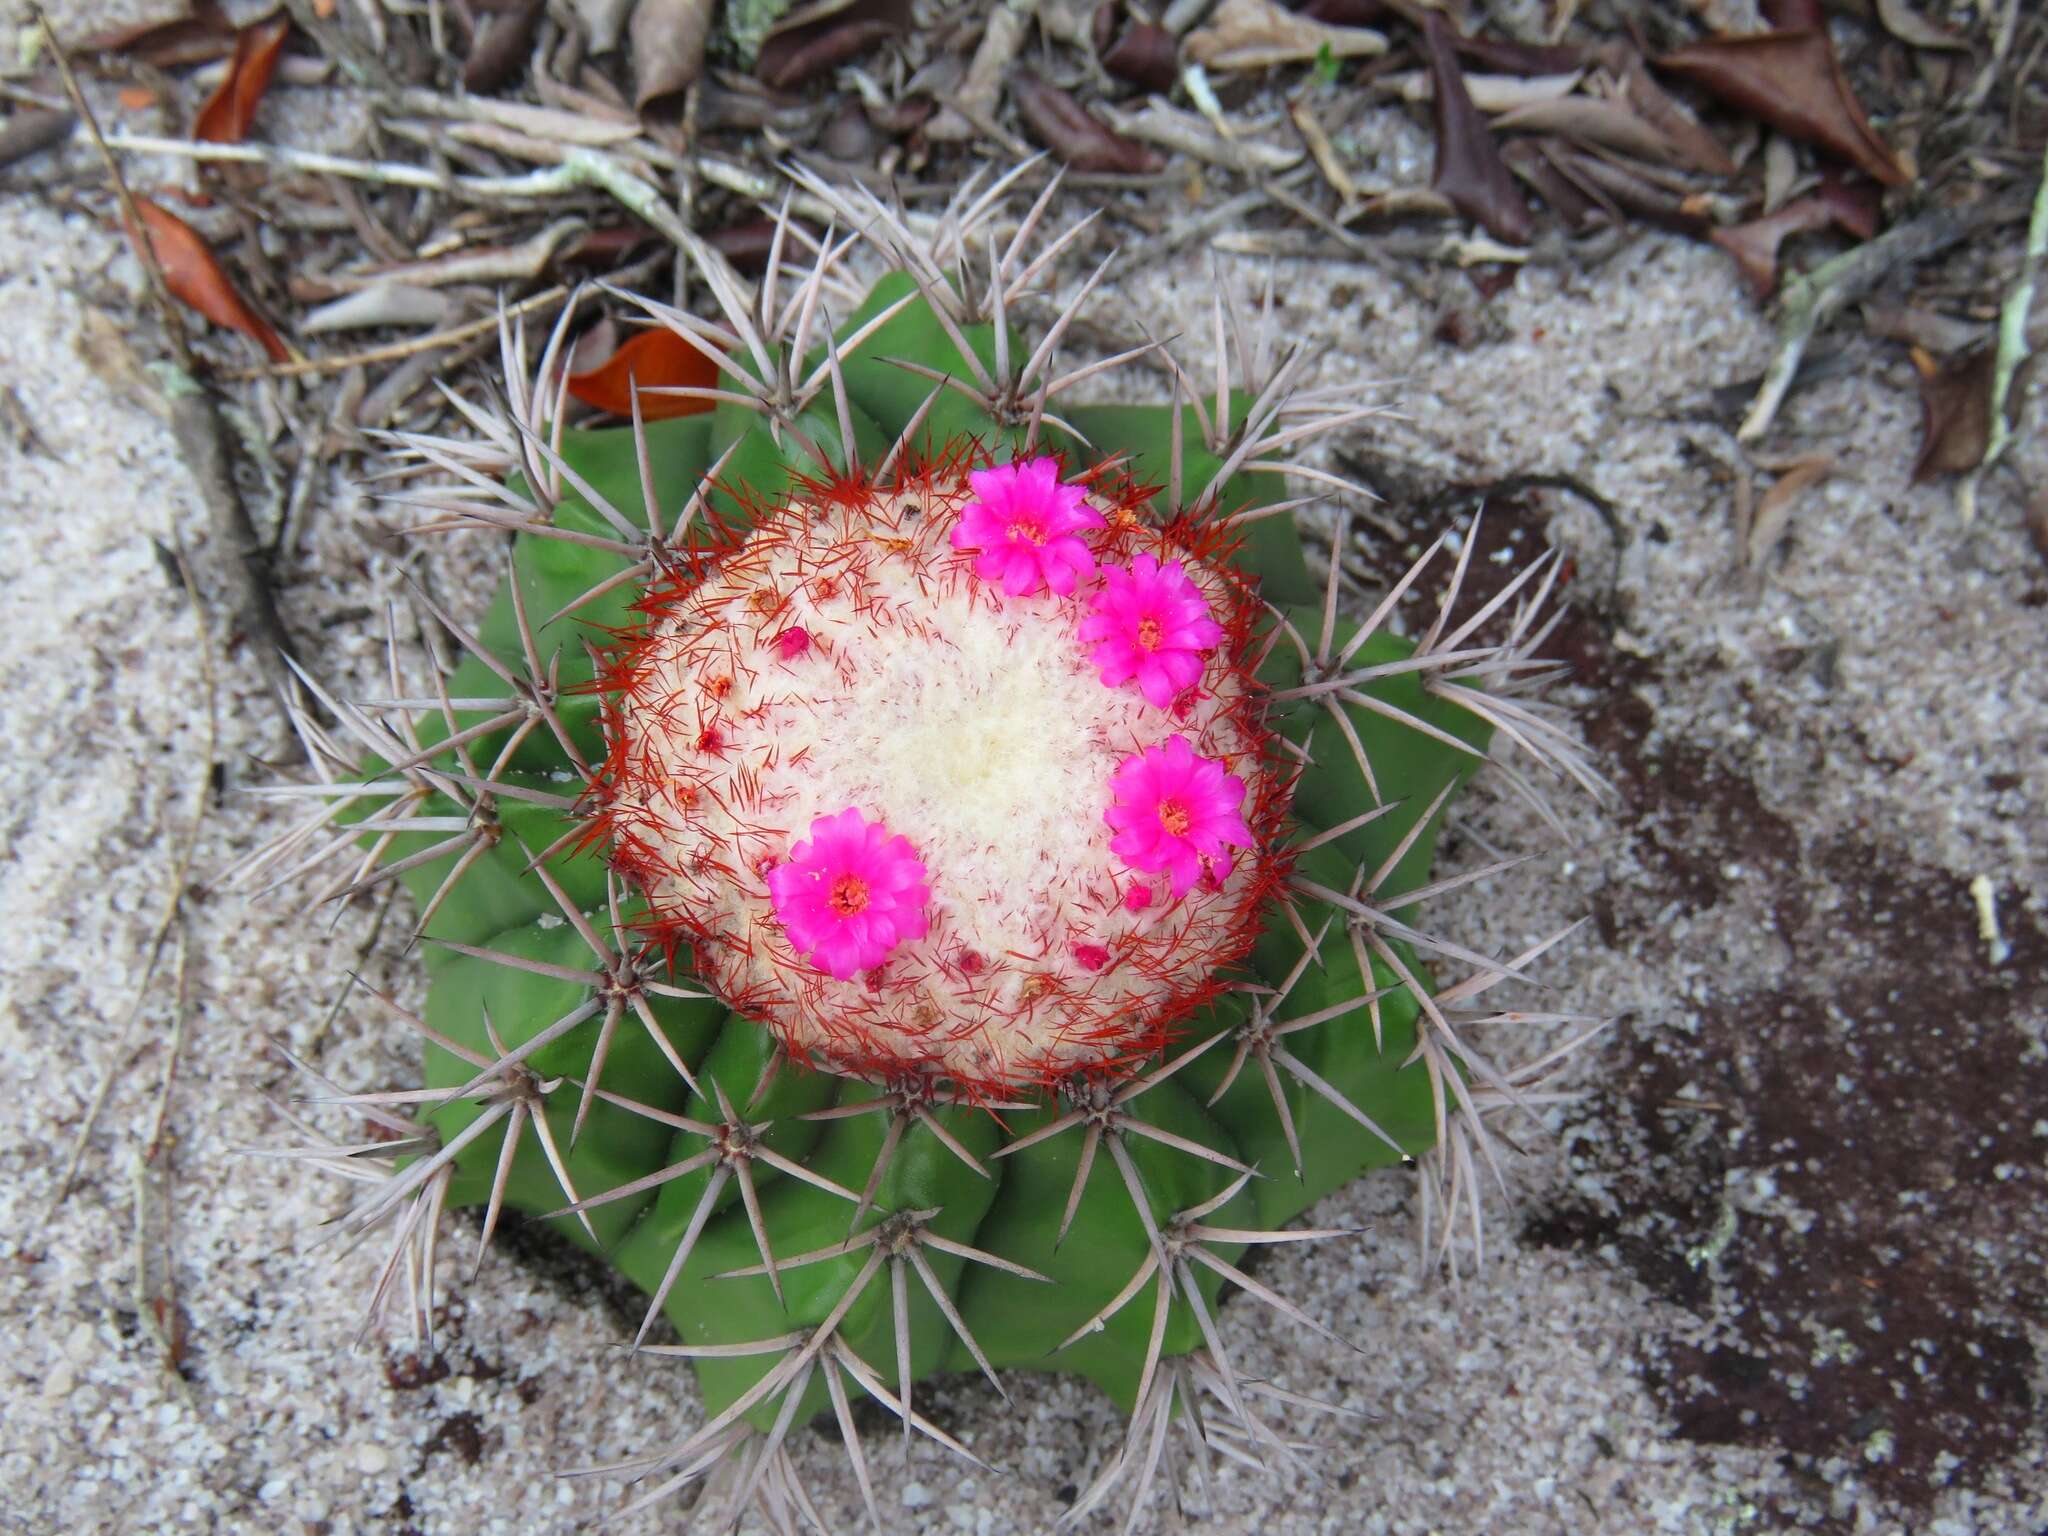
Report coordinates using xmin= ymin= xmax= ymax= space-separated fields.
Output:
xmin=245 ymin=167 xmax=1600 ymax=1531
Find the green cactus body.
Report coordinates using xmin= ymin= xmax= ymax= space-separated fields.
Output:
xmin=255 ymin=179 xmax=1590 ymax=1530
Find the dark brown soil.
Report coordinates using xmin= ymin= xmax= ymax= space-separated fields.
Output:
xmin=1350 ymin=471 xmax=2047 ymax=1529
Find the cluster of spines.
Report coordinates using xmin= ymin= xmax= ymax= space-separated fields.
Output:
xmin=231 ymin=162 xmax=1606 ymax=1534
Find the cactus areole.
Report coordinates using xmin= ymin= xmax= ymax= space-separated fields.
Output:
xmin=253 ymin=173 xmax=1596 ymax=1531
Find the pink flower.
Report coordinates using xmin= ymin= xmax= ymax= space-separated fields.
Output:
xmin=1104 ymin=736 xmax=1255 ymax=899
xmin=950 ymin=457 xmax=1102 ymax=597
xmin=1078 ymin=555 xmax=1225 ymax=708
xmin=766 ymin=808 xmax=932 ymax=980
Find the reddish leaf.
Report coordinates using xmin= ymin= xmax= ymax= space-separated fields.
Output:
xmin=1656 ymin=30 xmax=1910 ymax=187
xmin=1910 ymin=347 xmax=1995 ymax=483
xmin=757 ymin=0 xmax=907 ymax=91
xmin=463 ymin=0 xmax=541 ymax=94
xmin=1011 ymin=72 xmax=1163 ymax=174
xmin=193 ymin=15 xmax=290 ymax=144
xmin=126 ymin=195 xmax=289 ymax=361
xmin=1454 ymin=34 xmax=1585 ymax=76
xmin=566 ymin=327 xmax=720 ymax=420
xmin=1761 ymin=0 xmax=1824 ymax=29
xmin=1818 ymin=170 xmax=1882 ymax=239
xmin=1710 ymin=194 xmax=1834 ymax=297
xmin=1094 ymin=4 xmax=1179 ymax=94
xmin=1422 ymin=14 xmax=1531 ymax=245
xmin=77 ymin=1 xmax=235 ymax=69
xmin=1291 ymin=0 xmax=1385 ymax=27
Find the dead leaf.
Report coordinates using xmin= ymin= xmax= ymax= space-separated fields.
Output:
xmin=1910 ymin=347 xmax=1995 ymax=482
xmin=1534 ymin=140 xmax=1711 ymax=233
xmin=1455 ymin=34 xmax=1585 ymax=76
xmin=77 ymin=1 xmax=236 ymax=70
xmin=706 ymin=217 xmax=799 ymax=271
xmin=1873 ymin=0 xmax=1966 ymax=52
xmin=1183 ymin=0 xmax=1386 ymax=72
xmin=1501 ymin=137 xmax=1610 ymax=233
xmin=1599 ymin=43 xmax=1737 ymax=177
xmin=1423 ymin=14 xmax=1532 ymax=246
xmin=126 ymin=195 xmax=289 ymax=362
xmin=1859 ymin=302 xmax=1983 ymax=354
xmin=1817 ymin=170 xmax=1881 ymax=239
xmin=566 ymin=327 xmax=721 ymax=420
xmin=193 ymin=15 xmax=290 ymax=144
xmin=632 ymin=0 xmax=713 ymax=112
xmin=464 ymin=0 xmax=541 ymax=94
xmin=1493 ymin=96 xmax=1697 ymax=167
xmin=1377 ymin=69 xmax=1585 ymax=113
xmin=0 ymin=109 xmax=75 ymax=170
xmin=1762 ymin=0 xmax=1823 ymax=27
xmin=2026 ymin=493 xmax=2048 ymax=568
xmin=1709 ymin=194 xmax=1833 ymax=296
xmin=117 ymin=85 xmax=160 ymax=111
xmin=1292 ymin=0 xmax=1385 ymax=27
xmin=1747 ymin=455 xmax=1831 ymax=568
xmin=1011 ymin=71 xmax=1163 ymax=174
xmin=757 ymin=0 xmax=906 ymax=89
xmin=1094 ymin=3 xmax=1177 ymax=94
xmin=301 ymin=283 xmax=455 ymax=334
xmin=1656 ymin=29 xmax=1911 ymax=187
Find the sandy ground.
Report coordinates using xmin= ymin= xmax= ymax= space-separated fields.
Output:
xmin=3 ymin=24 xmax=2046 ymax=1536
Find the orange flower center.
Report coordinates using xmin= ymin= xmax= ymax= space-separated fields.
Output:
xmin=1156 ymin=798 xmax=1192 ymax=837
xmin=828 ymin=874 xmax=871 ymax=917
xmin=1006 ymin=520 xmax=1046 ymax=545
xmin=1136 ymin=616 xmax=1163 ymax=652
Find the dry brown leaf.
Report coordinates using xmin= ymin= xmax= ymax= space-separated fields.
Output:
xmin=1094 ymin=3 xmax=1177 ymax=94
xmin=1747 ymin=455 xmax=1832 ymax=568
xmin=1910 ymin=347 xmax=1995 ymax=483
xmin=1011 ymin=71 xmax=1163 ymax=173
xmin=1599 ymin=43 xmax=1737 ymax=177
xmin=0 ymin=109 xmax=75 ymax=170
xmin=1455 ymin=33 xmax=1585 ymax=76
xmin=1184 ymin=0 xmax=1387 ymax=72
xmin=1493 ymin=96 xmax=1691 ymax=166
xmin=1656 ymin=29 xmax=1910 ymax=187
xmin=632 ymin=0 xmax=712 ymax=112
xmin=1423 ymin=13 xmax=1532 ymax=246
xmin=1859 ymin=302 xmax=1984 ymax=354
xmin=464 ymin=0 xmax=541 ymax=93
xmin=77 ymin=1 xmax=236 ymax=70
xmin=1709 ymin=194 xmax=1834 ymax=296
xmin=757 ymin=0 xmax=906 ymax=89
xmin=126 ymin=195 xmax=289 ymax=362
xmin=1500 ymin=138 xmax=1610 ymax=233
xmin=193 ymin=14 xmax=290 ymax=144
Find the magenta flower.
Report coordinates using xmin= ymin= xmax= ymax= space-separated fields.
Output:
xmin=1104 ymin=736 xmax=1255 ymax=899
xmin=950 ymin=457 xmax=1103 ymax=597
xmin=1079 ymin=555 xmax=1226 ymax=707
xmin=767 ymin=808 xmax=932 ymax=980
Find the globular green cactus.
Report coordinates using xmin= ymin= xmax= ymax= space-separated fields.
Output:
xmin=246 ymin=167 xmax=1599 ymax=1530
